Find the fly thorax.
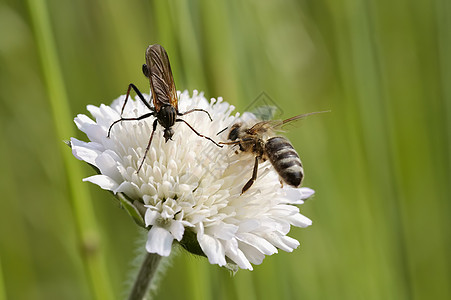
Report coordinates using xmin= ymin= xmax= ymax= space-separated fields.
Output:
xmin=158 ymin=105 xmax=177 ymax=129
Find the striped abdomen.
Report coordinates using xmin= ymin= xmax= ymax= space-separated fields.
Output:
xmin=265 ymin=137 xmax=304 ymax=187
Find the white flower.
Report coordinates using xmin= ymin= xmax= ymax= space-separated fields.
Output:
xmin=71 ymin=90 xmax=314 ymax=270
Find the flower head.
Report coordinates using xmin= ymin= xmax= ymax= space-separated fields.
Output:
xmin=71 ymin=90 xmax=314 ymax=270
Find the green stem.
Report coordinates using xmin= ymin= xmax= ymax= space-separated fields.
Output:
xmin=128 ymin=253 xmax=163 ymax=300
xmin=26 ymin=0 xmax=114 ymax=299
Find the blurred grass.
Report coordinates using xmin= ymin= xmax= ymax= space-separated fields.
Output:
xmin=26 ymin=0 xmax=115 ymax=299
xmin=0 ymin=0 xmax=450 ymax=299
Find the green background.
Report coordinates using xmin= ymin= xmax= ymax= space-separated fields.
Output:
xmin=0 ymin=0 xmax=450 ymax=299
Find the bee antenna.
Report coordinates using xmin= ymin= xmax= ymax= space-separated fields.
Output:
xmin=216 ymin=126 xmax=229 ymax=136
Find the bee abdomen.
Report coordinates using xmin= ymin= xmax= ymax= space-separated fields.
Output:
xmin=265 ymin=137 xmax=304 ymax=187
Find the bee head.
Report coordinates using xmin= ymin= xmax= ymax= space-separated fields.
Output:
xmin=228 ymin=123 xmax=242 ymax=141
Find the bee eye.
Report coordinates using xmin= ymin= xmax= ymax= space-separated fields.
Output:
xmin=142 ymin=64 xmax=150 ymax=77
xmin=228 ymin=127 xmax=239 ymax=140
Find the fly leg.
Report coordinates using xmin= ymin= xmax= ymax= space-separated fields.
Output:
xmin=108 ymin=84 xmax=155 ymax=138
xmin=179 ymin=108 xmax=213 ymax=121
xmin=120 ymin=83 xmax=153 ymax=115
xmin=107 ymin=112 xmax=154 ymax=138
xmin=136 ymin=119 xmax=158 ymax=173
xmin=176 ymin=119 xmax=222 ymax=148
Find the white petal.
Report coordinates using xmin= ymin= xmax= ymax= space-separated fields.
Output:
xmin=114 ymin=181 xmax=140 ymax=199
xmin=272 ymin=204 xmax=301 ymax=216
xmin=282 ymin=187 xmax=305 ymax=204
xmin=87 ymin=104 xmax=117 ymax=122
xmin=210 ymin=223 xmax=238 ymax=240
xmin=236 ymin=233 xmax=277 ymax=255
xmin=146 ymin=226 xmax=174 ymax=257
xmin=238 ymin=242 xmax=266 ymax=265
xmin=198 ymin=234 xmax=226 ymax=266
xmin=224 ymin=240 xmax=253 ymax=270
xmin=169 ymin=221 xmax=185 ymax=241
xmin=238 ymin=219 xmax=260 ymax=232
xmin=83 ymin=175 xmax=118 ymax=191
xmin=288 ymin=214 xmax=312 ymax=228
xmin=144 ymin=210 xmax=160 ymax=227
xmin=300 ymin=187 xmax=315 ymax=200
xmin=265 ymin=233 xmax=299 ymax=252
xmin=227 ymin=250 xmax=253 ymax=270
xmin=260 ymin=219 xmax=290 ymax=235
xmin=95 ymin=151 xmax=122 ymax=182
xmin=74 ymin=114 xmax=95 ymax=130
xmin=140 ymin=183 xmax=158 ymax=197
xmin=75 ymin=115 xmax=105 ymax=143
xmin=70 ymin=138 xmax=101 ymax=166
xmin=279 ymin=235 xmax=300 ymax=251
xmin=86 ymin=105 xmax=101 ymax=119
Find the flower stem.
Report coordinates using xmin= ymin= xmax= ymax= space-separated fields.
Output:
xmin=128 ymin=253 xmax=163 ymax=300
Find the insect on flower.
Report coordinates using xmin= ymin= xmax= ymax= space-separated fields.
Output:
xmin=108 ymin=44 xmax=221 ymax=172
xmin=220 ymin=111 xmax=329 ymax=194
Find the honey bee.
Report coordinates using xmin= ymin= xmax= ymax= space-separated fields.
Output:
xmin=107 ymin=44 xmax=221 ymax=172
xmin=220 ymin=111 xmax=328 ymax=194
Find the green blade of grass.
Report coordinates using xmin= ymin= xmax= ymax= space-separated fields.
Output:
xmin=26 ymin=0 xmax=115 ymax=299
xmin=0 ymin=256 xmax=6 ymax=300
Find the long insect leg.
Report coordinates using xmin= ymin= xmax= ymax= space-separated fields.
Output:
xmin=179 ymin=108 xmax=213 ymax=121
xmin=137 ymin=119 xmax=158 ymax=173
xmin=175 ymin=119 xmax=222 ymax=147
xmin=242 ymin=156 xmax=260 ymax=194
xmin=107 ymin=112 xmax=154 ymax=138
xmin=120 ymin=83 xmax=154 ymax=115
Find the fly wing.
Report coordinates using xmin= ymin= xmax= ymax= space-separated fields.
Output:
xmin=145 ymin=44 xmax=178 ymax=111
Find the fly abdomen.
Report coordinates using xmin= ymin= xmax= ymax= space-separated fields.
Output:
xmin=265 ymin=137 xmax=304 ymax=187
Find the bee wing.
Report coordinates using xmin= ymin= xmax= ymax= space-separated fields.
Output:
xmin=145 ymin=44 xmax=178 ymax=112
xmin=247 ymin=120 xmax=279 ymax=134
xmin=271 ymin=111 xmax=331 ymax=130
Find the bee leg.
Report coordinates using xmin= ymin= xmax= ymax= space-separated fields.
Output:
xmin=280 ymin=180 xmax=284 ymax=188
xmin=179 ymin=108 xmax=213 ymax=121
xmin=121 ymin=83 xmax=154 ymax=115
xmin=242 ymin=156 xmax=260 ymax=194
xmin=217 ymin=141 xmax=242 ymax=154
xmin=137 ymin=119 xmax=158 ymax=173
xmin=107 ymin=112 xmax=154 ymax=138
xmin=176 ymin=119 xmax=223 ymax=148
xmin=218 ymin=141 xmax=241 ymax=146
